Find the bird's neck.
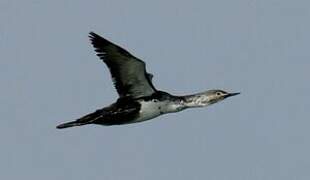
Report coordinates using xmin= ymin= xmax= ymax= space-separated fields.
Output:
xmin=181 ymin=92 xmax=212 ymax=108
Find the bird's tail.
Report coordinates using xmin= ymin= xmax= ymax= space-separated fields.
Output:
xmin=56 ymin=109 xmax=105 ymax=129
xmin=56 ymin=120 xmax=90 ymax=129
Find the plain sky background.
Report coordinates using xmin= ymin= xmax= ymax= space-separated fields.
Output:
xmin=1 ymin=0 xmax=310 ymax=179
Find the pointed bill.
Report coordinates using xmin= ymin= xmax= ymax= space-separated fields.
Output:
xmin=225 ymin=92 xmax=240 ymax=98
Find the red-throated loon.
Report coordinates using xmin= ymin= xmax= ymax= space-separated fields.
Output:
xmin=56 ymin=32 xmax=240 ymax=129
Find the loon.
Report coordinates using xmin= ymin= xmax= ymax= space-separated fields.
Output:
xmin=56 ymin=32 xmax=240 ymax=129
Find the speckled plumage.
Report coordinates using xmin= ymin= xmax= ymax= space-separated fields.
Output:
xmin=56 ymin=32 xmax=239 ymax=129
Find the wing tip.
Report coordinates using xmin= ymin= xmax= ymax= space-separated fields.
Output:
xmin=88 ymin=31 xmax=112 ymax=48
xmin=89 ymin=31 xmax=100 ymax=42
xmin=89 ymin=31 xmax=97 ymax=38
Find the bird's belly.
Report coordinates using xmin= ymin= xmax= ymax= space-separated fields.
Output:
xmin=133 ymin=101 xmax=165 ymax=123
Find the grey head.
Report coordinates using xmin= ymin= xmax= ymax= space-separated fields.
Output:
xmin=182 ymin=89 xmax=240 ymax=108
xmin=205 ymin=90 xmax=240 ymax=105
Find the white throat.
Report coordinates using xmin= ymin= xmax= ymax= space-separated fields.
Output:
xmin=181 ymin=93 xmax=212 ymax=108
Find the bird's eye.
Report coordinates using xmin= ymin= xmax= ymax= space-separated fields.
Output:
xmin=216 ymin=92 xmax=221 ymax=96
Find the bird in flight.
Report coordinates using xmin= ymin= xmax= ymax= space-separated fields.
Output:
xmin=56 ymin=32 xmax=240 ymax=129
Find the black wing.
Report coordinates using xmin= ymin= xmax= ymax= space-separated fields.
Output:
xmin=89 ymin=32 xmax=157 ymax=98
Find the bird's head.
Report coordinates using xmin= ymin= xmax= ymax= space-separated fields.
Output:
xmin=182 ymin=89 xmax=240 ymax=108
xmin=205 ymin=90 xmax=240 ymax=105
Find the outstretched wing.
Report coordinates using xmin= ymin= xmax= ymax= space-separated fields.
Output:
xmin=89 ymin=32 xmax=156 ymax=98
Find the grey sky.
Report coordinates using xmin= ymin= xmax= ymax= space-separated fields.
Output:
xmin=1 ymin=0 xmax=310 ymax=179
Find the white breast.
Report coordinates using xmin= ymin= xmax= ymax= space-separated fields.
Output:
xmin=134 ymin=100 xmax=163 ymax=122
xmin=134 ymin=100 xmax=184 ymax=123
